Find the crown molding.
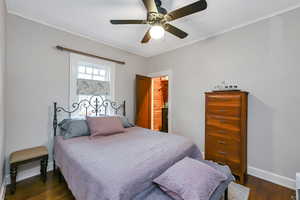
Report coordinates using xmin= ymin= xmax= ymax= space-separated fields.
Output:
xmin=148 ymin=3 xmax=300 ymax=57
xmin=7 ymin=11 xmax=146 ymax=57
xmin=7 ymin=3 xmax=300 ymax=58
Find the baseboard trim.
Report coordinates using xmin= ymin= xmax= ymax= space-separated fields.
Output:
xmin=202 ymin=151 xmax=295 ymax=190
xmin=0 ymin=182 xmax=5 ymax=200
xmin=5 ymin=162 xmax=53 ymax=185
xmin=248 ymin=166 xmax=296 ymax=190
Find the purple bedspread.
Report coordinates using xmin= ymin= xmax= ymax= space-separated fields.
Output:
xmin=55 ymin=127 xmax=203 ymax=200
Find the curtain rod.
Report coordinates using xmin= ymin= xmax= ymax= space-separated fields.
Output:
xmin=56 ymin=46 xmax=126 ymax=65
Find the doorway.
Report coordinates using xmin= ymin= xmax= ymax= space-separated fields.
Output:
xmin=135 ymin=72 xmax=171 ymax=133
xmin=151 ymin=76 xmax=168 ymax=132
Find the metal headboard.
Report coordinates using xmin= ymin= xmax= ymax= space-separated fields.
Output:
xmin=53 ymin=96 xmax=126 ymax=136
xmin=52 ymin=96 xmax=126 ymax=171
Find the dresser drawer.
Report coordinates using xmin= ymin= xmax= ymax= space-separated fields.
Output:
xmin=207 ymin=94 xmax=241 ymax=106
xmin=206 ymin=135 xmax=241 ymax=162
xmin=206 ymin=115 xmax=240 ymax=132
xmin=207 ymin=105 xmax=241 ymax=117
xmin=206 ymin=125 xmax=240 ymax=140
xmin=206 ymin=154 xmax=241 ymax=175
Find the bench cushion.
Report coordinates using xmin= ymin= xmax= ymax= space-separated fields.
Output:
xmin=10 ymin=146 xmax=48 ymax=164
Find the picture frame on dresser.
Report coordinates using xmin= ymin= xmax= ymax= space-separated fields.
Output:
xmin=205 ymin=91 xmax=248 ymax=184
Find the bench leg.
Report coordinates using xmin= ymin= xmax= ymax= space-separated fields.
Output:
xmin=224 ymin=188 xmax=228 ymax=200
xmin=40 ymin=156 xmax=48 ymax=182
xmin=58 ymin=168 xmax=63 ymax=183
xmin=10 ymin=165 xmax=18 ymax=194
xmin=53 ymin=160 xmax=56 ymax=172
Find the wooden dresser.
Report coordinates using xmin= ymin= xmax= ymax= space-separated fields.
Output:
xmin=205 ymin=91 xmax=248 ymax=183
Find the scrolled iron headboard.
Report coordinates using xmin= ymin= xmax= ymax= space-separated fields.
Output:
xmin=52 ymin=96 xmax=126 ymax=171
xmin=53 ymin=96 xmax=126 ymax=136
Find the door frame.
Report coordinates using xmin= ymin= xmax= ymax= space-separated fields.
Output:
xmin=148 ymin=70 xmax=173 ymax=133
xmin=135 ymin=75 xmax=152 ymax=129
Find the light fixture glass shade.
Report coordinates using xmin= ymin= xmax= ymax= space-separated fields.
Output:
xmin=150 ymin=25 xmax=165 ymax=39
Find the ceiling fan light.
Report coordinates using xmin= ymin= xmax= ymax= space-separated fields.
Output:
xmin=150 ymin=25 xmax=165 ymax=39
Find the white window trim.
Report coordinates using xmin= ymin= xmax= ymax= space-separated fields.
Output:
xmin=69 ymin=53 xmax=115 ymax=108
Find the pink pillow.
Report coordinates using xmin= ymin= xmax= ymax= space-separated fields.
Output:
xmin=86 ymin=116 xmax=125 ymax=137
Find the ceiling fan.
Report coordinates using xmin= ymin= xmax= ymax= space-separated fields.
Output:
xmin=110 ymin=0 xmax=207 ymax=43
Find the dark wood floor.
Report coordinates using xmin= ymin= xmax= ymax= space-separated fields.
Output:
xmin=5 ymin=171 xmax=296 ymax=200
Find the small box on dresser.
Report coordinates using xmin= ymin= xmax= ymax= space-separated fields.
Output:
xmin=205 ymin=91 xmax=248 ymax=184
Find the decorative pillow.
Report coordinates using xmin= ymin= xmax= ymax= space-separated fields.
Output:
xmin=58 ymin=119 xmax=90 ymax=139
xmin=86 ymin=116 xmax=125 ymax=137
xmin=153 ymin=157 xmax=227 ymax=200
xmin=114 ymin=115 xmax=135 ymax=128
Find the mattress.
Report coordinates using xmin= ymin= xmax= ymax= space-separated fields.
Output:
xmin=54 ymin=127 xmax=232 ymax=200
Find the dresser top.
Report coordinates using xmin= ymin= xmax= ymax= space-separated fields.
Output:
xmin=205 ymin=90 xmax=249 ymax=94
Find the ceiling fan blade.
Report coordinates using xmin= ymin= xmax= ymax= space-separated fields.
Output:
xmin=142 ymin=0 xmax=158 ymax=13
xmin=164 ymin=24 xmax=188 ymax=39
xmin=110 ymin=20 xmax=147 ymax=25
xmin=166 ymin=0 xmax=207 ymax=22
xmin=141 ymin=29 xmax=151 ymax=43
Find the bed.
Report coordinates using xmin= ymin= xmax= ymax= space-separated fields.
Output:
xmin=53 ymin=96 xmax=233 ymax=200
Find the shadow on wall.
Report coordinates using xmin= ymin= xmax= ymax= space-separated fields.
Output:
xmin=248 ymin=94 xmax=275 ymax=171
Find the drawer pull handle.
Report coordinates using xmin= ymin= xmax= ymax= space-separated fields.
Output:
xmin=219 ymin=120 xmax=226 ymax=123
xmin=218 ymin=151 xmax=227 ymax=155
xmin=218 ymin=140 xmax=226 ymax=144
xmin=218 ymin=130 xmax=227 ymax=134
xmin=223 ymin=99 xmax=232 ymax=102
xmin=218 ymin=109 xmax=226 ymax=112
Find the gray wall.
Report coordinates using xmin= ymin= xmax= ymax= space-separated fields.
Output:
xmin=4 ymin=4 xmax=300 ymax=187
xmin=0 ymin=0 xmax=6 ymax=187
xmin=147 ymin=8 xmax=300 ymax=181
xmin=5 ymin=14 xmax=147 ymax=178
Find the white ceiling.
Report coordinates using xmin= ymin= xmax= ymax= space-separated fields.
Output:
xmin=6 ymin=0 xmax=300 ymax=57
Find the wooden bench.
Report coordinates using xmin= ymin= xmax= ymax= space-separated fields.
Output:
xmin=9 ymin=146 xmax=48 ymax=194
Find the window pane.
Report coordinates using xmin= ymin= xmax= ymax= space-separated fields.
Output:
xmin=86 ymin=67 xmax=93 ymax=74
xmin=93 ymin=76 xmax=104 ymax=81
xmin=78 ymin=66 xmax=85 ymax=73
xmin=100 ymin=70 xmax=106 ymax=76
xmin=93 ymin=69 xmax=99 ymax=75
xmin=78 ymin=73 xmax=92 ymax=79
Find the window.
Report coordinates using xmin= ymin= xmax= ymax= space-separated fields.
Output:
xmin=69 ymin=53 xmax=115 ymax=117
xmin=77 ymin=65 xmax=108 ymax=81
